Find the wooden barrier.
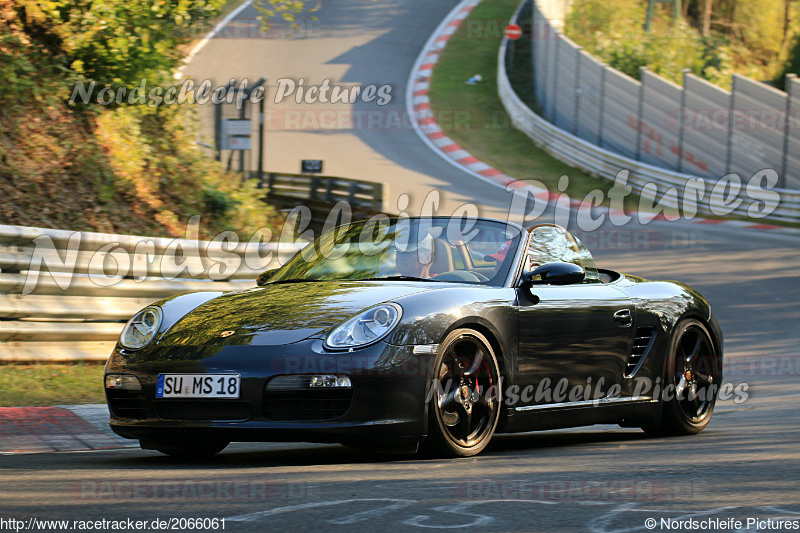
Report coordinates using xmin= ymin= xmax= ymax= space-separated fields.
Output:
xmin=261 ymin=172 xmax=389 ymax=229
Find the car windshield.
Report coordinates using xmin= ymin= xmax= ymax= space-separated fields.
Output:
xmin=270 ymin=218 xmax=522 ymax=287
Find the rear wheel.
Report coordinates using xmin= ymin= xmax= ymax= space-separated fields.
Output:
xmin=424 ymin=329 xmax=502 ymax=457
xmin=644 ymin=319 xmax=720 ymax=436
xmin=142 ymin=439 xmax=229 ymax=458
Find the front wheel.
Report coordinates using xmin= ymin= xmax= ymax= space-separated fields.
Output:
xmin=424 ymin=329 xmax=502 ymax=457
xmin=644 ymin=319 xmax=721 ymax=436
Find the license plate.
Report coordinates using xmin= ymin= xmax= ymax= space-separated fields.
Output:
xmin=156 ymin=374 xmax=240 ymax=399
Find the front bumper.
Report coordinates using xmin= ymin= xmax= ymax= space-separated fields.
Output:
xmin=104 ymin=339 xmax=435 ymax=445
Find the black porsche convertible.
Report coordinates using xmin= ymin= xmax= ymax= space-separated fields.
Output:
xmin=105 ymin=217 xmax=723 ymax=457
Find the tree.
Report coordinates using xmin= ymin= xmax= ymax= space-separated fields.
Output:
xmin=702 ymin=0 xmax=713 ymax=36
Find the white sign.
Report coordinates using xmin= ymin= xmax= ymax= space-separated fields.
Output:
xmin=221 ymin=136 xmax=252 ymax=150
xmin=223 ymin=119 xmax=251 ymax=135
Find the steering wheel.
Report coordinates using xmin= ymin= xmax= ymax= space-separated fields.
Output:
xmin=430 ymin=270 xmax=488 ymax=282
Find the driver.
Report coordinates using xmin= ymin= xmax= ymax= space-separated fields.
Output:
xmin=485 ymin=239 xmax=513 ymax=264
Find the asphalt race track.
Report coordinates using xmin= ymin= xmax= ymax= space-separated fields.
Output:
xmin=2 ymin=1 xmax=798 ymax=531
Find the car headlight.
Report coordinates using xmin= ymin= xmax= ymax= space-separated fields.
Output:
xmin=324 ymin=303 xmax=402 ymax=350
xmin=119 ymin=306 xmax=163 ymax=350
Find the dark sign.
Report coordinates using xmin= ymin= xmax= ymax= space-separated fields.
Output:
xmin=301 ymin=160 xmax=323 ymax=174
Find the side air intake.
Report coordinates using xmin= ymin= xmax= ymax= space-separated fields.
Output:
xmin=624 ymin=327 xmax=656 ymax=377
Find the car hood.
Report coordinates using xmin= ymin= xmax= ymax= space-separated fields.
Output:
xmin=155 ymin=280 xmax=430 ymax=347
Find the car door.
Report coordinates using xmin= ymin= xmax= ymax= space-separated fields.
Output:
xmin=515 ymin=226 xmax=634 ymax=405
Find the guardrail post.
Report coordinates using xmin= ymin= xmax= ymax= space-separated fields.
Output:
xmin=549 ymin=31 xmax=560 ymax=122
xmin=677 ymin=69 xmax=690 ymax=173
xmin=374 ymin=182 xmax=384 ymax=211
xmin=725 ymin=75 xmax=738 ymax=175
xmin=573 ymin=48 xmax=582 ymax=136
xmin=310 ymin=176 xmax=321 ymax=201
xmin=348 ymin=181 xmax=359 ymax=207
xmin=635 ymin=67 xmax=648 ymax=161
xmin=597 ymin=65 xmax=606 ymax=147
xmin=781 ymin=73 xmax=796 ymax=189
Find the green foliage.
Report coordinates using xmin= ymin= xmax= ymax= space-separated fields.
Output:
xmin=203 ymin=188 xmax=240 ymax=217
xmin=0 ymin=4 xmax=77 ymax=106
xmin=773 ymin=1 xmax=800 ymax=88
xmin=1 ymin=0 xmax=284 ymax=238
xmin=566 ymin=0 xmax=733 ymax=88
xmin=564 ymin=0 xmax=644 ymax=36
xmin=729 ymin=0 xmax=785 ymax=60
xmin=94 ymin=103 xmax=280 ymax=237
xmin=255 ymin=0 xmax=306 ymax=27
xmin=691 ymin=0 xmax=789 ymax=78
xmin=776 ymin=36 xmax=800 ymax=89
xmin=13 ymin=0 xmax=224 ymax=91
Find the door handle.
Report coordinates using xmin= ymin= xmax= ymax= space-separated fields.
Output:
xmin=613 ymin=309 xmax=632 ymax=328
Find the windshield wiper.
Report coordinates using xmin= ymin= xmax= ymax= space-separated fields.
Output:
xmin=354 ymin=276 xmax=439 ymax=282
xmin=267 ymin=278 xmax=325 ymax=285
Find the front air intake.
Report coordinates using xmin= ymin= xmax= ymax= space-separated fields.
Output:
xmin=263 ymin=375 xmax=353 ymax=421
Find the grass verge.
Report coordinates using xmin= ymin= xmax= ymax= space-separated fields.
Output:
xmin=0 ymin=363 xmax=106 ymax=407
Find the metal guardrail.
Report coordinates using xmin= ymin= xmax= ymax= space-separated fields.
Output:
xmin=500 ymin=0 xmax=800 ymax=223
xmin=0 ymin=224 xmax=303 ymax=362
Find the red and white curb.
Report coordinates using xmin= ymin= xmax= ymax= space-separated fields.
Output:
xmin=406 ymin=0 xmax=533 ymax=191
xmin=0 ymin=405 xmax=134 ymax=454
xmin=405 ymin=0 xmax=798 ymax=234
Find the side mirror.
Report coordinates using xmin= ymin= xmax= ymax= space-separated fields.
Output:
xmin=256 ymin=268 xmax=279 ymax=287
xmin=520 ymin=262 xmax=585 ymax=286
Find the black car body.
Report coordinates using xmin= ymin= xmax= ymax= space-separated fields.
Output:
xmin=105 ymin=217 xmax=723 ymax=457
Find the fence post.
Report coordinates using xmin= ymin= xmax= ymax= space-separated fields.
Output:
xmin=635 ymin=67 xmax=648 ymax=161
xmin=549 ymin=32 xmax=561 ymax=122
xmin=531 ymin=2 xmax=538 ymax=103
xmin=677 ymin=69 xmax=689 ymax=173
xmin=725 ymin=74 xmax=738 ymax=175
xmin=781 ymin=74 xmax=796 ymax=189
xmin=597 ymin=65 xmax=607 ymax=147
xmin=348 ymin=181 xmax=359 ymax=208
xmin=214 ymin=100 xmax=222 ymax=162
xmin=239 ymin=89 xmax=247 ymax=181
xmin=573 ymin=48 xmax=582 ymax=136
xmin=257 ymin=91 xmax=265 ymax=185
xmin=310 ymin=176 xmax=321 ymax=201
xmin=373 ymin=182 xmax=384 ymax=211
